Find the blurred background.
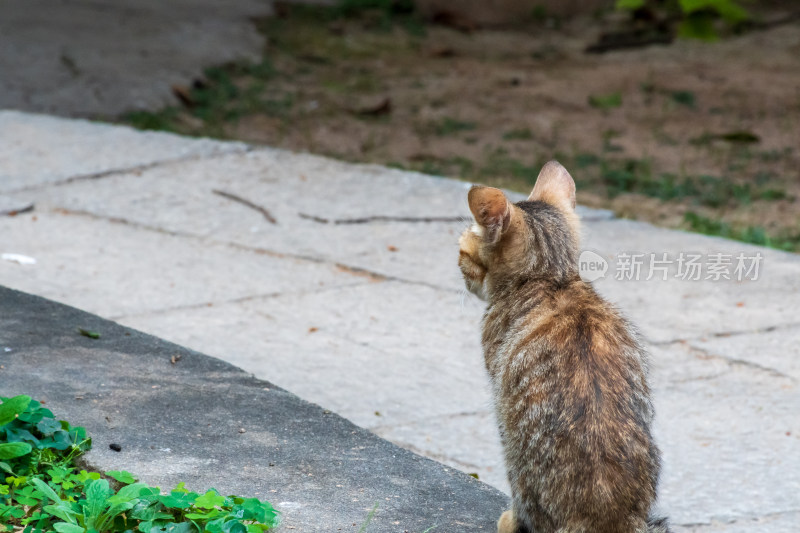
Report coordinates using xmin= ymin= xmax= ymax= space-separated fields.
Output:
xmin=2 ymin=0 xmax=798 ymax=246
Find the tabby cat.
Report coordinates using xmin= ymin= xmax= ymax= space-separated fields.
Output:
xmin=458 ymin=161 xmax=669 ymax=533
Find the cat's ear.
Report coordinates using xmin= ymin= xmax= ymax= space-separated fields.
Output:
xmin=529 ymin=160 xmax=576 ymax=212
xmin=468 ymin=186 xmax=511 ymax=243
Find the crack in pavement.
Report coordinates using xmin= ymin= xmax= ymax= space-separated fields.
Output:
xmin=367 ymin=409 xmax=493 ymax=433
xmin=107 ymin=281 xmax=374 ymax=322
xmin=675 ymin=508 xmax=800 ymax=528
xmin=298 ymin=212 xmax=468 ymax=225
xmin=41 ymin=206 xmax=461 ymax=295
xmin=666 ymin=342 xmax=796 ymax=383
xmin=648 ymin=321 xmax=800 ymax=348
xmin=4 ymin=145 xmax=253 ymax=195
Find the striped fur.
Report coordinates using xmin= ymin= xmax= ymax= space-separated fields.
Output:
xmin=459 ymin=161 xmax=669 ymax=533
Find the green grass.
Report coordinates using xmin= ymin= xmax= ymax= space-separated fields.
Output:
xmin=576 ymin=156 xmax=789 ymax=208
xmin=502 ymin=128 xmax=533 ymax=141
xmin=479 ymin=149 xmax=545 ymax=185
xmin=670 ymin=90 xmax=696 ymax=108
xmin=0 ymin=395 xmax=279 ymax=532
xmin=683 ymin=212 xmax=800 ymax=251
xmin=430 ymin=117 xmax=478 ymax=137
xmin=690 ymin=130 xmax=761 ymax=146
xmin=124 ymin=109 xmax=181 ymax=133
xmin=262 ymin=0 xmax=424 ymax=36
xmin=408 ymin=155 xmax=474 ymax=177
xmin=120 ymin=59 xmax=290 ymax=138
xmin=588 ymin=92 xmax=622 ymax=110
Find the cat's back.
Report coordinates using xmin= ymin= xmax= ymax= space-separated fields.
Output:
xmin=486 ymin=278 xmax=661 ymax=531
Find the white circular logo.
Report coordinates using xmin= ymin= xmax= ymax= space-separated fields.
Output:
xmin=579 ymin=250 xmax=608 ymax=282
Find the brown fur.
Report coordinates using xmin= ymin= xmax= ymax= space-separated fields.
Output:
xmin=459 ymin=161 xmax=669 ymax=533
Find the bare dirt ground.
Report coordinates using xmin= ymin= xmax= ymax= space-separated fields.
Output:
xmin=126 ymin=5 xmax=800 ymax=250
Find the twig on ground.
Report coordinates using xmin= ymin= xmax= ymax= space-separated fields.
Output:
xmin=299 ymin=213 xmax=463 ymax=224
xmin=213 ymin=189 xmax=277 ymax=224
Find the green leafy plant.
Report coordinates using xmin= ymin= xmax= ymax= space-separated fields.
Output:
xmin=0 ymin=395 xmax=279 ymax=532
xmin=431 ymin=117 xmax=478 ymax=137
xmin=615 ymin=0 xmax=750 ymax=40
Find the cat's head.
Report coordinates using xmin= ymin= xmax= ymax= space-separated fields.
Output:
xmin=458 ymin=160 xmax=580 ymax=301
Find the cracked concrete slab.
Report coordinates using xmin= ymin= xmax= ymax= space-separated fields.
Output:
xmin=583 ymin=218 xmax=800 ymax=344
xmin=0 ymin=111 xmax=248 ymax=192
xmin=685 ymin=327 xmax=800 ymax=382
xmin=673 ymin=512 xmax=800 ymax=533
xmin=116 ymin=282 xmax=492 ymax=430
xmin=651 ymin=341 xmax=798 ymax=530
xmin=0 ymin=210 xmax=351 ymax=318
xmin=24 ymin=146 xmax=610 ymax=289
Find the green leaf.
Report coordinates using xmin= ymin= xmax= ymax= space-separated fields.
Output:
xmin=54 ymin=524 xmax=86 ymax=533
xmin=0 ymin=395 xmax=31 ymax=426
xmin=106 ymin=470 xmax=137 ymax=484
xmin=15 ymin=495 xmax=40 ymax=506
xmin=158 ymin=490 xmax=198 ymax=509
xmin=0 ymin=462 xmax=12 ymax=474
xmin=615 ymin=0 xmax=645 ymax=9
xmin=678 ymin=13 xmax=718 ymax=40
xmin=5 ymin=426 xmax=39 ymax=445
xmin=43 ymin=503 xmax=78 ymax=524
xmin=39 ymin=430 xmax=73 ymax=450
xmin=679 ymin=0 xmax=748 ymax=21
xmin=47 ymin=466 xmax=71 ymax=483
xmin=137 ymin=485 xmax=162 ymax=501
xmin=186 ymin=508 xmax=222 ymax=520
xmin=237 ymin=498 xmax=278 ymax=524
xmin=84 ymin=478 xmax=112 ymax=525
xmin=37 ymin=417 xmax=63 ymax=434
xmin=155 ymin=523 xmax=195 ymax=533
xmin=0 ymin=442 xmax=32 ymax=459
xmin=224 ymin=521 xmax=247 ymax=533
xmin=206 ymin=517 xmax=227 ymax=533
xmin=30 ymin=477 xmax=63 ymax=503
xmin=78 ymin=328 xmax=101 ymax=339
xmin=0 ymin=504 xmax=24 ymax=520
xmin=194 ymin=489 xmax=226 ymax=510
xmin=96 ymin=501 xmax=135 ymax=531
xmin=108 ymin=482 xmax=149 ymax=503
xmin=74 ymin=470 xmax=102 ymax=483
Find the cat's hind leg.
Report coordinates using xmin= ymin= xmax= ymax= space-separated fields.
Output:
xmin=497 ymin=509 xmax=531 ymax=533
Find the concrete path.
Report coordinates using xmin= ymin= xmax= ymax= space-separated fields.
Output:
xmin=1 ymin=286 xmax=508 ymax=532
xmin=1 ymin=111 xmax=798 ymax=531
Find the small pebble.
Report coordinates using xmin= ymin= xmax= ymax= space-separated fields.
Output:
xmin=109 ymin=443 xmax=122 ymax=452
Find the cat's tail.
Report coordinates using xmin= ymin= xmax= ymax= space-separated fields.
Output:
xmin=646 ymin=516 xmax=671 ymax=533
